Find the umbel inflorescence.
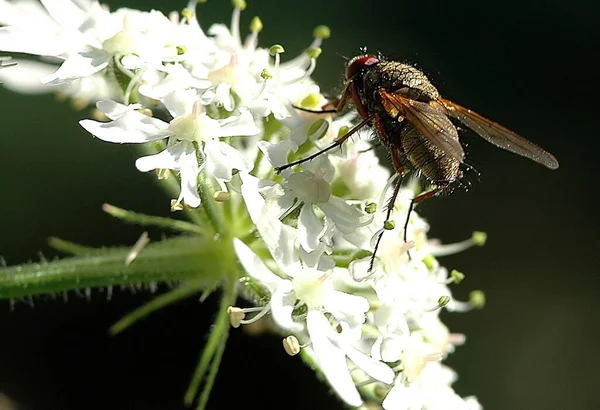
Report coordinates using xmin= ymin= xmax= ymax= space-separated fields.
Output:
xmin=0 ymin=0 xmax=485 ymax=408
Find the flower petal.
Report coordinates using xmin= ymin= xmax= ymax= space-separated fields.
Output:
xmin=382 ymin=381 xmax=422 ymax=410
xmin=135 ymin=141 xmax=200 ymax=207
xmin=256 ymin=140 xmax=298 ymax=179
xmin=323 ymin=290 xmax=369 ymax=329
xmin=342 ymin=344 xmax=395 ymax=385
xmin=178 ymin=145 xmax=201 ymax=208
xmin=42 ymin=49 xmax=109 ymax=84
xmin=39 ymin=0 xmax=90 ymax=31
xmin=80 ymin=104 xmax=170 ymax=143
xmin=240 ymin=173 xmax=299 ymax=271
xmin=135 ymin=141 xmax=192 ymax=172
xmin=298 ymin=205 xmax=325 ymax=253
xmin=205 ymin=140 xmax=250 ymax=181
xmin=215 ymin=82 xmax=234 ymax=111
xmin=232 ymin=238 xmax=285 ymax=293
xmin=271 ymin=282 xmax=303 ymax=332
xmin=96 ymin=100 xmax=141 ymax=120
xmin=320 ymin=196 xmax=373 ymax=234
xmin=306 ymin=311 xmax=362 ymax=407
xmin=0 ymin=26 xmax=69 ymax=56
xmin=217 ymin=108 xmax=260 ymax=137
xmin=0 ymin=59 xmax=57 ymax=94
xmin=162 ymin=88 xmax=198 ymax=118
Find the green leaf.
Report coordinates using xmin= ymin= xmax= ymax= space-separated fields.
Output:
xmin=0 ymin=236 xmax=236 ymax=299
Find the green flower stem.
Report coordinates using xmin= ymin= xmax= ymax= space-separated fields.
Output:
xmin=184 ymin=278 xmax=237 ymax=408
xmin=48 ymin=237 xmax=100 ymax=255
xmin=109 ymin=280 xmax=208 ymax=335
xmin=198 ymin=170 xmax=227 ymax=236
xmin=102 ymin=203 xmax=207 ymax=235
xmin=196 ymin=281 xmax=235 ymax=410
xmin=0 ymin=236 xmax=234 ymax=299
xmin=237 ymin=229 xmax=259 ymax=246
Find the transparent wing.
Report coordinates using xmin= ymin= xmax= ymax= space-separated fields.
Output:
xmin=438 ymin=98 xmax=559 ymax=169
xmin=378 ymin=89 xmax=465 ymax=162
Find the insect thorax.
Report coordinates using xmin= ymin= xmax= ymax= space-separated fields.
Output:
xmin=362 ymin=61 xmax=439 ymax=103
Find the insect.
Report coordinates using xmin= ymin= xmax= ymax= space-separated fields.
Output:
xmin=277 ymin=52 xmax=559 ymax=273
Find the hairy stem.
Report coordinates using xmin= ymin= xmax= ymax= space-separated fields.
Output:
xmin=0 ymin=236 xmax=233 ymax=299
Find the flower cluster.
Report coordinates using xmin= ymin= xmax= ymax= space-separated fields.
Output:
xmin=0 ymin=0 xmax=485 ymax=408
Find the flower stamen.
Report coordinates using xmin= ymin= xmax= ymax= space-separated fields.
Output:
xmin=430 ymin=231 xmax=487 ymax=257
xmin=228 ymin=305 xmax=271 ymax=328
xmin=245 ymin=16 xmax=263 ymax=50
xmin=230 ymin=0 xmax=247 ymax=47
xmin=280 ymin=48 xmax=320 ymax=86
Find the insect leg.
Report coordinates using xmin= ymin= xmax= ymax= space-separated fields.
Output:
xmin=403 ymin=187 xmax=443 ymax=260
xmin=293 ymin=105 xmax=337 ymax=114
xmin=368 ymin=144 xmax=405 ymax=273
xmin=276 ymin=113 xmax=375 ymax=172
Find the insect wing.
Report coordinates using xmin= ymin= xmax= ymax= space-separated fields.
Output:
xmin=439 ymin=98 xmax=559 ymax=170
xmin=378 ymin=90 xmax=465 ymax=162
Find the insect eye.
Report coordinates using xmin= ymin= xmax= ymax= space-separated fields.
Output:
xmin=345 ymin=55 xmax=379 ymax=81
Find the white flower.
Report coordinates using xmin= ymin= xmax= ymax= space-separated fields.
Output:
xmin=233 ymin=238 xmax=394 ymax=407
xmin=260 ymin=156 xmax=372 ymax=253
xmin=80 ymin=93 xmax=260 ymax=208
xmin=329 ymin=135 xmax=391 ymax=201
xmin=233 ymin=238 xmax=368 ymax=333
xmin=188 ymin=2 xmax=329 ymax=120
xmin=307 ymin=310 xmax=394 ymax=407
xmin=0 ymin=1 xmax=181 ymax=85
xmin=371 ymin=303 xmax=411 ymax=363
xmin=383 ymin=362 xmax=482 ymax=410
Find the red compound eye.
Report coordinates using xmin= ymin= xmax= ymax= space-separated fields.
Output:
xmin=345 ymin=55 xmax=380 ymax=81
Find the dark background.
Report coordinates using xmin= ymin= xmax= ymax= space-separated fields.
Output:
xmin=1 ymin=0 xmax=598 ymax=409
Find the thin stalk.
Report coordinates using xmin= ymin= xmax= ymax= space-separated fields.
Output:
xmin=184 ymin=278 xmax=237 ymax=406
xmin=102 ymin=203 xmax=206 ymax=235
xmin=109 ymin=280 xmax=207 ymax=335
xmin=48 ymin=237 xmax=99 ymax=255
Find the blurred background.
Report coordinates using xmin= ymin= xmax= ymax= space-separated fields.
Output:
xmin=0 ymin=0 xmax=598 ymax=409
